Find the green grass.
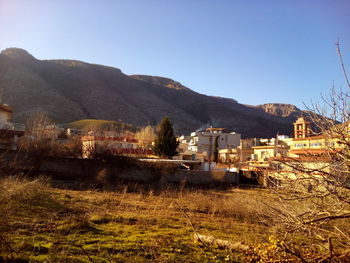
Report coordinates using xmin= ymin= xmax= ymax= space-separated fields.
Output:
xmin=0 ymin=177 xmax=323 ymax=262
xmin=67 ymin=119 xmax=118 ymax=131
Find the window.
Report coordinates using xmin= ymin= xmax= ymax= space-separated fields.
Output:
xmin=294 ymin=143 xmax=307 ymax=148
xmin=310 ymin=143 xmax=322 ymax=147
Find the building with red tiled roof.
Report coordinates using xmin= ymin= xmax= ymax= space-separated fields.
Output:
xmin=81 ymin=135 xmax=153 ymax=158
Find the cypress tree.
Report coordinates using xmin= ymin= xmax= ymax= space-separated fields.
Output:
xmin=152 ymin=117 xmax=179 ymax=158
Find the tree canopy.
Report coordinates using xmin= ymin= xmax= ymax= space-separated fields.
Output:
xmin=152 ymin=117 xmax=179 ymax=158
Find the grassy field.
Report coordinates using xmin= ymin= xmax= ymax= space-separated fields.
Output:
xmin=67 ymin=119 xmax=136 ymax=133
xmin=0 ymin=176 xmax=283 ymax=262
xmin=4 ymin=176 xmax=342 ymax=262
xmin=68 ymin=119 xmax=118 ymax=131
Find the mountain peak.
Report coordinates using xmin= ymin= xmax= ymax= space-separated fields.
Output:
xmin=255 ymin=103 xmax=300 ymax=118
xmin=130 ymin=75 xmax=190 ymax=91
xmin=1 ymin=48 xmax=36 ymax=61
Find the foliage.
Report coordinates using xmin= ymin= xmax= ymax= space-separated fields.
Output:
xmin=247 ymin=236 xmax=288 ymax=262
xmin=135 ymin=125 xmax=156 ymax=149
xmin=152 ymin=117 xmax=179 ymax=158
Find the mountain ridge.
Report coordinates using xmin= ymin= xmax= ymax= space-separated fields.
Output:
xmin=0 ymin=48 xmax=304 ymax=137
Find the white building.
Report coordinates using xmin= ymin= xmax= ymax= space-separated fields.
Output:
xmin=0 ymin=103 xmax=12 ymax=127
xmin=0 ymin=103 xmax=24 ymax=150
xmin=188 ymin=127 xmax=241 ymax=160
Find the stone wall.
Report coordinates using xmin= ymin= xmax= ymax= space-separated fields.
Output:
xmin=1 ymin=151 xmax=239 ymax=186
xmin=39 ymin=157 xmax=239 ymax=185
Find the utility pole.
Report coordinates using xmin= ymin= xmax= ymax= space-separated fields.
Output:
xmin=0 ymin=87 xmax=3 ymax=104
xmin=275 ymin=132 xmax=279 ymax=171
xmin=208 ymin=134 xmax=212 ymax=172
xmin=275 ymin=132 xmax=279 ymax=156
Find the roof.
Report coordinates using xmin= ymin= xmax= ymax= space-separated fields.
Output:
xmin=271 ymin=156 xmax=333 ymax=162
xmin=293 ymin=135 xmax=327 ymax=141
xmin=111 ymin=148 xmax=153 ymax=155
xmin=81 ymin=135 xmax=138 ymax=143
xmin=288 ymin=148 xmax=339 ymax=155
xmin=252 ymin=145 xmax=285 ymax=149
xmin=139 ymin=159 xmax=201 ymax=164
xmin=294 ymin=117 xmax=311 ymax=124
xmin=206 ymin=127 xmax=225 ymax=130
xmin=0 ymin=104 xmax=12 ymax=113
xmin=205 ymin=127 xmax=225 ymax=132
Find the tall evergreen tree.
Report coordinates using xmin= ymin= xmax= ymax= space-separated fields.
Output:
xmin=152 ymin=117 xmax=179 ymax=158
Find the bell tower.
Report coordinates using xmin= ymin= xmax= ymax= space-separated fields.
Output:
xmin=293 ymin=117 xmax=311 ymax=138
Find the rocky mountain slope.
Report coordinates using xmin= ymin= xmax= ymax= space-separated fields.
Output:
xmin=254 ymin=103 xmax=301 ymax=119
xmin=0 ymin=48 xmax=303 ymax=137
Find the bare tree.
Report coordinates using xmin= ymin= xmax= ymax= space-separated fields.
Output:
xmin=264 ymin=42 xmax=350 ymax=262
xmin=135 ymin=125 xmax=156 ymax=149
xmin=24 ymin=111 xmax=52 ymax=137
xmin=17 ymin=111 xmax=60 ymax=172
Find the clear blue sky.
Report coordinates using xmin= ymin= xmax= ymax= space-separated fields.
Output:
xmin=0 ymin=0 xmax=349 ymax=109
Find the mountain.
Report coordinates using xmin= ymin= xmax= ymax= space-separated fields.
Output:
xmin=254 ymin=103 xmax=302 ymax=119
xmin=130 ymin=75 xmax=190 ymax=91
xmin=0 ymin=48 xmax=302 ymax=138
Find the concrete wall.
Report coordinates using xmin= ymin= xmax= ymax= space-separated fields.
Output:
xmin=1 ymin=152 xmax=239 ymax=186
xmin=39 ymin=157 xmax=239 ymax=185
xmin=163 ymin=170 xmax=239 ymax=185
xmin=39 ymin=157 xmax=158 ymax=182
xmin=218 ymin=133 xmax=241 ymax=149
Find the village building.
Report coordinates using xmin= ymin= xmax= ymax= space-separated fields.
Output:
xmin=256 ymin=117 xmax=349 ymax=187
xmin=0 ymin=103 xmax=24 ymax=150
xmin=235 ymin=135 xmax=292 ymax=173
xmin=218 ymin=148 xmax=239 ymax=163
xmin=219 ymin=137 xmax=292 ymax=164
xmin=187 ymin=127 xmax=241 ymax=160
xmin=177 ymin=135 xmax=191 ymax=153
xmin=251 ymin=136 xmax=292 ymax=162
xmin=81 ymin=134 xmax=152 ymax=158
xmin=0 ymin=103 xmax=12 ymax=124
xmin=293 ymin=117 xmax=312 ymax=138
xmin=238 ymin=138 xmax=255 ymax=162
xmin=66 ymin=128 xmax=84 ymax=137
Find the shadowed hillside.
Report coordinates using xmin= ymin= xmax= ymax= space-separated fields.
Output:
xmin=0 ymin=48 xmax=303 ymax=137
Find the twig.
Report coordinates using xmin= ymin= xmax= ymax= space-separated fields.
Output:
xmin=304 ymin=213 xmax=350 ymax=224
xmin=281 ymin=243 xmax=308 ymax=263
xmin=173 ymin=201 xmax=216 ymax=254
xmin=334 ymin=226 xmax=350 ymax=243
xmin=328 ymin=237 xmax=333 ymax=262
xmin=336 ymin=40 xmax=350 ymax=89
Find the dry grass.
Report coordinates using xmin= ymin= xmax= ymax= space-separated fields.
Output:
xmin=0 ymin=176 xmax=308 ymax=262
